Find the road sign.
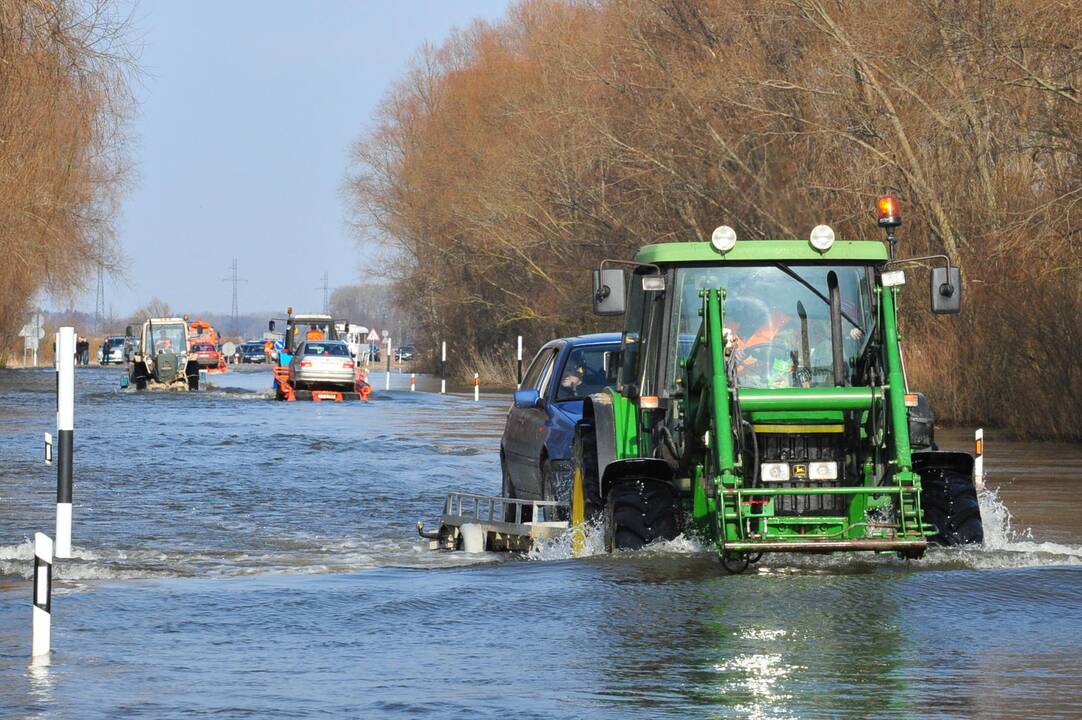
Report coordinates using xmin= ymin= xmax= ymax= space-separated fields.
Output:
xmin=222 ymin=342 xmax=236 ymax=357
xmin=366 ymin=329 xmax=380 ymax=343
xmin=24 ymin=336 xmax=39 ymax=351
xmin=19 ymin=313 xmax=45 ymax=340
xmin=273 ymin=339 xmax=285 ymax=352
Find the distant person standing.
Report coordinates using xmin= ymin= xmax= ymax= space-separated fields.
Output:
xmin=76 ymin=336 xmax=90 ymax=366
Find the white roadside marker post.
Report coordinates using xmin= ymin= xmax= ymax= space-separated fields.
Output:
xmin=410 ymin=373 xmax=416 ymax=392
xmin=974 ymin=428 xmax=985 ymax=494
xmin=44 ymin=433 xmax=52 ymax=465
xmin=32 ymin=532 xmax=53 ymax=660
xmin=440 ymin=341 xmax=447 ymax=395
xmin=474 ymin=373 xmax=479 ymax=402
xmin=55 ymin=327 xmax=75 ymax=559
xmin=516 ymin=335 xmax=523 ymax=389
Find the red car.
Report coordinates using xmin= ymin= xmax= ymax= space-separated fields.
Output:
xmin=191 ymin=343 xmax=221 ymax=367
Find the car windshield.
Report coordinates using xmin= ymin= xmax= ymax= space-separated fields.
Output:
xmin=555 ymin=345 xmax=615 ymax=401
xmin=668 ymin=264 xmax=874 ymax=390
xmin=148 ymin=325 xmax=186 ymax=354
xmin=107 ymin=338 xmax=125 ymax=348
xmin=193 ymin=344 xmax=215 ymax=352
xmin=303 ymin=342 xmax=349 ymax=357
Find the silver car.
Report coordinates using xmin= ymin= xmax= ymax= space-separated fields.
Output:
xmin=288 ymin=340 xmax=356 ymax=391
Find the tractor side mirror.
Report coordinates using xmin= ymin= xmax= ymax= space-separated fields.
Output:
xmin=125 ymin=325 xmax=133 ymax=338
xmin=931 ymin=266 xmax=962 ymax=314
xmin=592 ymin=269 xmax=625 ymax=315
xmin=268 ymin=320 xmax=276 ymax=332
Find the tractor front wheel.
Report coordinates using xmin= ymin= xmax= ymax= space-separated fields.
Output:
xmin=921 ymin=467 xmax=983 ymax=545
xmin=604 ymin=479 xmax=681 ymax=551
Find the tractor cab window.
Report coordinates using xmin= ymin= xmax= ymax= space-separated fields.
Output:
xmin=668 ymin=264 xmax=874 ymax=391
xmin=148 ymin=325 xmax=187 ymax=355
xmin=618 ymin=270 xmax=666 ymax=397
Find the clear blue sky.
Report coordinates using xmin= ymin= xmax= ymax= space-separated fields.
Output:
xmin=84 ymin=0 xmax=511 ymax=318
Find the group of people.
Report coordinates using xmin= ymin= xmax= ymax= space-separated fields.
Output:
xmin=74 ymin=336 xmax=91 ymax=366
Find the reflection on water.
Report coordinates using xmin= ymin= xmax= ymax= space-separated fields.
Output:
xmin=0 ymin=367 xmax=1079 ymax=718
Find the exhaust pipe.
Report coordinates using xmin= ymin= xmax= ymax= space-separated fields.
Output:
xmin=828 ymin=271 xmax=845 ymax=386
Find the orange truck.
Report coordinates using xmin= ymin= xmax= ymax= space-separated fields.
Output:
xmin=187 ymin=320 xmax=227 ymax=372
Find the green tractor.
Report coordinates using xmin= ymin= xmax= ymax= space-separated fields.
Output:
xmin=571 ymin=197 xmax=982 ymax=570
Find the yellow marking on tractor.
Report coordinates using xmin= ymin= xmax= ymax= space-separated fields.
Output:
xmin=751 ymin=424 xmax=845 ymax=434
xmin=571 ymin=466 xmax=585 ymax=557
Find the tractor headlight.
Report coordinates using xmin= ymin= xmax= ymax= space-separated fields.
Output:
xmin=760 ymin=463 xmax=790 ymax=482
xmin=808 ymin=461 xmax=838 ymax=480
xmin=809 ymin=224 xmax=835 ymax=252
xmin=711 ymin=225 xmax=737 ymax=254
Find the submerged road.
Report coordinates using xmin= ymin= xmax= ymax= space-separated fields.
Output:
xmin=1 ymin=366 xmax=1080 ymax=718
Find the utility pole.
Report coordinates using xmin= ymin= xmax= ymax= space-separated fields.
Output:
xmin=221 ymin=258 xmax=247 ymax=336
xmin=317 ymin=272 xmax=331 ymax=314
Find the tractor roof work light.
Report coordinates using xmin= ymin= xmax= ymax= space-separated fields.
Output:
xmin=809 ymin=224 xmax=835 ymax=252
xmin=710 ymin=225 xmax=737 ymax=254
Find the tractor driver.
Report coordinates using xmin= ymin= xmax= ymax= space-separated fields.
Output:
xmin=723 ymin=275 xmax=800 ymax=387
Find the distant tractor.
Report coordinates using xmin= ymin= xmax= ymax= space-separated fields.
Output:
xmin=572 ymin=196 xmax=982 ymax=570
xmin=126 ymin=317 xmax=201 ymax=391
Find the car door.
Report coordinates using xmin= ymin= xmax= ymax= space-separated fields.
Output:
xmin=515 ymin=344 xmax=565 ymax=499
xmin=504 ymin=346 xmax=559 ymax=496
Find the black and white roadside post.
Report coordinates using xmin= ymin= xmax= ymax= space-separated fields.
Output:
xmin=32 ymin=532 xmax=53 ymax=660
xmin=55 ymin=326 xmax=75 ymax=559
xmin=440 ymin=341 xmax=447 ymax=395
xmin=385 ymin=337 xmax=392 ymax=391
xmin=473 ymin=372 xmax=479 ymax=402
xmin=516 ymin=335 xmax=523 ymax=389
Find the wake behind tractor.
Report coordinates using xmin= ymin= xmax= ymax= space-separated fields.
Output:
xmin=572 ymin=197 xmax=982 ymax=570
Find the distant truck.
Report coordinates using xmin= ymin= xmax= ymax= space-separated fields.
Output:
xmin=126 ymin=317 xmax=200 ymax=390
xmin=188 ymin=319 xmax=226 ymax=371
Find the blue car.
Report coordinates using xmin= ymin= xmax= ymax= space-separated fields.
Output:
xmin=500 ymin=333 xmax=622 ymax=515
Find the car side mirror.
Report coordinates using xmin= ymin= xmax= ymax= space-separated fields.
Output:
xmin=931 ymin=266 xmax=962 ymax=314
xmin=592 ymin=269 xmax=625 ymax=315
xmin=268 ymin=320 xmax=276 ymax=332
xmin=513 ymin=388 xmax=542 ymax=409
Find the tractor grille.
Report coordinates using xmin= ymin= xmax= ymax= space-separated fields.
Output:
xmin=755 ymin=431 xmax=848 ymax=516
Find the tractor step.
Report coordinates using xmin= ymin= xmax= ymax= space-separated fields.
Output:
xmin=419 ymin=491 xmax=568 ymax=552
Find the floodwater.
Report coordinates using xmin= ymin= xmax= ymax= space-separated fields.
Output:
xmin=1 ymin=366 xmax=1080 ymax=719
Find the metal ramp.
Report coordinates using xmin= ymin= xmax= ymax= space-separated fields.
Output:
xmin=418 ymin=492 xmax=569 ymax=552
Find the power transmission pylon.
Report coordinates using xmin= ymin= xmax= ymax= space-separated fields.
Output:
xmin=317 ymin=272 xmax=331 ymax=314
xmin=221 ymin=258 xmax=247 ymax=336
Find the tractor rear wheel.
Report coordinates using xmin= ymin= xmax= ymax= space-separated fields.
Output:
xmin=921 ymin=467 xmax=983 ymax=545
xmin=604 ymin=479 xmax=681 ymax=551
